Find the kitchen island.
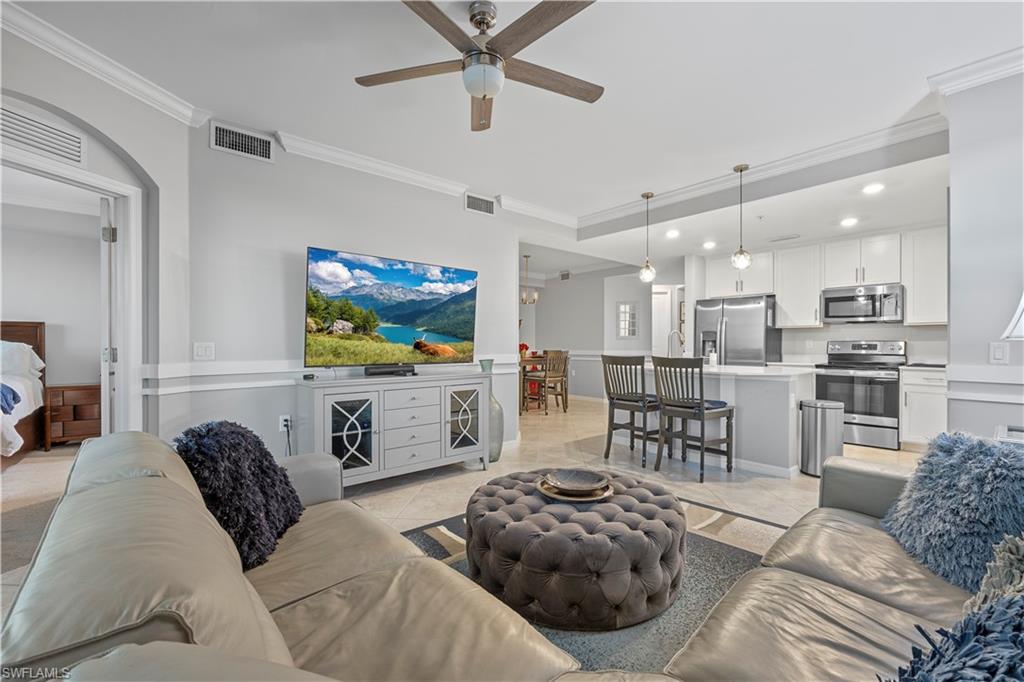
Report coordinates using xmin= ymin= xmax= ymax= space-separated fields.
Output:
xmin=613 ymin=363 xmax=817 ymax=478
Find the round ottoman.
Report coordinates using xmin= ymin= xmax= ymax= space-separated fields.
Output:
xmin=465 ymin=469 xmax=686 ymax=631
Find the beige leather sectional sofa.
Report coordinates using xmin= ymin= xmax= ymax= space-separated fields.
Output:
xmin=2 ymin=432 xmax=966 ymax=681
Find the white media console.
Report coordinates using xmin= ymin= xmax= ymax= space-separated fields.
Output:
xmin=295 ymin=371 xmax=491 ymax=487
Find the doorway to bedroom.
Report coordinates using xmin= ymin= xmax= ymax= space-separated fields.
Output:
xmin=1 ymin=166 xmax=121 ymax=461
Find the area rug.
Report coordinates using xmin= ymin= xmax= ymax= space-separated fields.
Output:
xmin=402 ymin=515 xmax=761 ymax=672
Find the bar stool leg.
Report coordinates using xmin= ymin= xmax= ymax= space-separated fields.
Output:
xmin=667 ymin=416 xmax=673 ymax=459
xmin=699 ymin=417 xmax=706 ymax=484
xmin=629 ymin=412 xmax=636 ymax=451
xmin=726 ymin=412 xmax=734 ymax=473
xmin=603 ymin=403 xmax=614 ymax=460
xmin=655 ymin=411 xmax=666 ymax=471
xmin=680 ymin=418 xmax=688 ymax=462
xmin=641 ymin=410 xmax=648 ymax=468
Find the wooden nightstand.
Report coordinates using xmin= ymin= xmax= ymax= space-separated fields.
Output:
xmin=45 ymin=384 xmax=101 ymax=450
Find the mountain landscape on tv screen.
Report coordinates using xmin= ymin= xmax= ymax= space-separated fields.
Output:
xmin=305 ymin=248 xmax=478 ymax=366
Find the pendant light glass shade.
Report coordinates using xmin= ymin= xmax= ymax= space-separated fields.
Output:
xmin=732 ymin=164 xmax=752 ymax=271
xmin=638 ymin=192 xmax=656 ymax=283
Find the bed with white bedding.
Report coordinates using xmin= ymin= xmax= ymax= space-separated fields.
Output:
xmin=1 ymin=322 xmax=47 ymax=457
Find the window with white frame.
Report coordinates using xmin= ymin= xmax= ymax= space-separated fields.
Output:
xmin=617 ymin=302 xmax=638 ymax=338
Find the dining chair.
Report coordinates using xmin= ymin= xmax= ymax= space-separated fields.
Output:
xmin=543 ymin=350 xmax=569 ymax=414
xmin=600 ymin=355 xmax=660 ymax=468
xmin=651 ymin=356 xmax=734 ymax=482
xmin=521 ymin=354 xmax=547 ymax=414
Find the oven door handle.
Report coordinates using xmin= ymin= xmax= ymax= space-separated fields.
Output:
xmin=818 ymin=370 xmax=899 ymax=379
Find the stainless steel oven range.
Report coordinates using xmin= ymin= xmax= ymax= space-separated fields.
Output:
xmin=815 ymin=340 xmax=906 ymax=450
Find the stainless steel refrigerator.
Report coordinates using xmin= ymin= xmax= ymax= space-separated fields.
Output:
xmin=694 ymin=295 xmax=782 ymax=366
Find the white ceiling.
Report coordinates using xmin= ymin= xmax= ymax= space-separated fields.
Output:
xmin=20 ymin=1 xmax=1023 ymax=218
xmin=579 ymin=155 xmax=949 ymax=265
xmin=518 ymin=241 xmax=625 ymax=279
xmin=2 ymin=166 xmax=102 ymax=218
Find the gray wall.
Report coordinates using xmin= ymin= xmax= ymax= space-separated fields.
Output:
xmin=1 ymin=207 xmax=102 ymax=384
xmin=518 ymin=302 xmax=536 ymax=349
xmin=603 ymin=274 xmax=653 ymax=354
xmin=945 ymin=74 xmax=1024 ymax=434
xmin=534 ymin=272 xmax=606 ymax=352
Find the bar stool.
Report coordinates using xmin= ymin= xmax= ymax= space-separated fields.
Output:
xmin=651 ymin=356 xmax=734 ymax=483
xmin=601 ymin=355 xmax=661 ymax=468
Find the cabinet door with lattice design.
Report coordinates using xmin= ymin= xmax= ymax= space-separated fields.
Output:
xmin=443 ymin=384 xmax=483 ymax=457
xmin=323 ymin=391 xmax=380 ymax=475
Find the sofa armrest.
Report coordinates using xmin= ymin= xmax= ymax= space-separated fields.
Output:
xmin=818 ymin=456 xmax=910 ymax=519
xmin=281 ymin=453 xmax=342 ymax=506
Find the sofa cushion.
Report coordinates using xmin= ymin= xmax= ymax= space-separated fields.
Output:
xmin=761 ymin=508 xmax=969 ymax=625
xmin=1 ymin=477 xmax=291 ymax=671
xmin=273 ymin=557 xmax=579 ymax=681
xmin=68 ymin=643 xmax=332 ymax=682
xmin=245 ymin=500 xmax=423 ymax=611
xmin=964 ymin=533 xmax=1024 ymax=613
xmin=66 ymin=431 xmax=202 ymax=500
xmin=663 ymin=568 xmax=941 ymax=682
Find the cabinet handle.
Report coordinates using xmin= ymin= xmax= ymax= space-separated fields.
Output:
xmin=861 ymin=266 xmax=866 ymax=283
xmin=814 ymin=307 xmax=818 ymax=322
xmin=854 ymin=267 xmax=859 ymax=283
xmin=409 ymin=396 xmax=417 ymax=401
xmin=904 ymin=393 xmax=908 ymax=407
xmin=410 ymin=415 xmax=418 ymax=420
xmin=410 ymin=434 xmax=417 ymax=440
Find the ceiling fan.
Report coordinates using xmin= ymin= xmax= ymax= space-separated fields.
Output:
xmin=355 ymin=1 xmax=604 ymax=131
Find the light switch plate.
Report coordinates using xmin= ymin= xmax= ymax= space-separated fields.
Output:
xmin=989 ymin=341 xmax=1009 ymax=365
xmin=192 ymin=342 xmax=215 ymax=361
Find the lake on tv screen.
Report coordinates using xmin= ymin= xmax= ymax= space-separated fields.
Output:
xmin=305 ymin=248 xmax=478 ymax=366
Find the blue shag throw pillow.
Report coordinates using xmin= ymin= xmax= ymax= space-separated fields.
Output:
xmin=881 ymin=432 xmax=1024 ymax=592
xmin=885 ymin=595 xmax=1024 ymax=681
xmin=174 ymin=421 xmax=303 ymax=570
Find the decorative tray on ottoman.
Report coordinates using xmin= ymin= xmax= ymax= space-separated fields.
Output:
xmin=537 ymin=469 xmax=613 ymax=502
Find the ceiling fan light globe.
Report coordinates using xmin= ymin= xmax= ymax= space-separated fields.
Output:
xmin=731 ymin=248 xmax=753 ymax=270
xmin=463 ymin=62 xmax=505 ymax=99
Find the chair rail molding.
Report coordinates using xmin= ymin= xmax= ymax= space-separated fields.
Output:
xmin=1 ymin=3 xmax=211 ymax=127
xmin=928 ymin=46 xmax=1024 ymax=96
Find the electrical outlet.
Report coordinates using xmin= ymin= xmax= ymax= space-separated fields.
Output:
xmin=192 ymin=342 xmax=215 ymax=361
xmin=989 ymin=341 xmax=1010 ymax=365
xmin=279 ymin=415 xmax=291 ymax=432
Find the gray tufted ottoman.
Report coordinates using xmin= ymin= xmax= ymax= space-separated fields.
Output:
xmin=465 ymin=469 xmax=686 ymax=631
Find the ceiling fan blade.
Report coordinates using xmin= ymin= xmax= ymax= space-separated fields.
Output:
xmin=505 ymin=59 xmax=604 ymax=103
xmin=402 ymin=1 xmax=478 ymax=54
xmin=486 ymin=1 xmax=595 ymax=59
xmin=355 ymin=59 xmax=462 ymax=87
xmin=471 ymin=97 xmax=493 ymax=132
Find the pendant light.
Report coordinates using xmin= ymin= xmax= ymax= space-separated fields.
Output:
xmin=638 ymin=192 xmax=657 ymax=283
xmin=520 ymin=254 xmax=538 ymax=304
xmin=731 ymin=164 xmax=752 ymax=270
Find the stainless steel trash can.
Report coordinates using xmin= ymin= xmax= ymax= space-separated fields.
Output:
xmin=800 ymin=399 xmax=844 ymax=477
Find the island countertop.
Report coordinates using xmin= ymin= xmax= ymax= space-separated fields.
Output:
xmin=642 ymin=362 xmax=817 ymax=379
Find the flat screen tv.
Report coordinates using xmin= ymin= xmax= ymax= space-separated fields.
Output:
xmin=305 ymin=247 xmax=478 ymax=367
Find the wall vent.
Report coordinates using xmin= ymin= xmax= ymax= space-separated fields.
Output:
xmin=209 ymin=121 xmax=274 ymax=162
xmin=560 ymin=271 xmax=571 ymax=280
xmin=767 ymin=233 xmax=801 ymax=243
xmin=1 ymin=107 xmax=84 ymax=166
xmin=465 ymin=193 xmax=495 ymax=216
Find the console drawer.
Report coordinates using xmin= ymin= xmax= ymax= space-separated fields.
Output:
xmin=385 ymin=405 xmax=441 ymax=430
xmin=385 ymin=387 xmax=440 ymax=410
xmin=385 ymin=441 xmax=441 ymax=469
xmin=385 ymin=424 xmax=440 ymax=450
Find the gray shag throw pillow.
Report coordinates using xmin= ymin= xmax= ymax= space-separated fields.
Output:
xmin=964 ymin=533 xmax=1024 ymax=613
xmin=881 ymin=432 xmax=1024 ymax=592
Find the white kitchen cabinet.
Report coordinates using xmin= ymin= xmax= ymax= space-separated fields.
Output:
xmin=774 ymin=244 xmax=822 ymax=327
xmin=823 ymin=239 xmax=862 ymax=288
xmin=705 ymin=252 xmax=773 ymax=297
xmin=901 ymin=227 xmax=948 ymax=325
xmin=861 ymin=233 xmax=901 ymax=284
xmin=823 ymin=234 xmax=901 ymax=288
xmin=705 ymin=256 xmax=739 ymax=298
xmin=900 ymin=368 xmax=947 ymax=446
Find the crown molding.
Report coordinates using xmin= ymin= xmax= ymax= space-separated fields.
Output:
xmin=497 ymin=195 xmax=577 ymax=228
xmin=928 ymin=47 xmax=1024 ymax=96
xmin=2 ymin=3 xmax=211 ymax=127
xmin=276 ymin=131 xmax=469 ymax=197
xmin=578 ymin=113 xmax=949 ymax=229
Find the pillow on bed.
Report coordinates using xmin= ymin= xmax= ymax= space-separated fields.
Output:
xmin=1 ymin=341 xmax=45 ymax=378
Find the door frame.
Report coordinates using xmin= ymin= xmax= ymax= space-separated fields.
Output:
xmin=2 ymin=145 xmax=145 ymax=432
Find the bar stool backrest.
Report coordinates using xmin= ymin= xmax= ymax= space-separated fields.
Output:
xmin=601 ymin=355 xmax=647 ymax=402
xmin=652 ymin=356 xmax=705 ymax=409
xmin=544 ymin=350 xmax=569 ymax=378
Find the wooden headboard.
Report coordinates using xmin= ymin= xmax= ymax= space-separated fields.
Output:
xmin=1 ymin=321 xmax=46 ymax=456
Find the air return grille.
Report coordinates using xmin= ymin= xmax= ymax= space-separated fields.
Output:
xmin=1 ymin=107 xmax=84 ymax=165
xmin=209 ymin=121 xmax=274 ymax=162
xmin=465 ymin=193 xmax=495 ymax=216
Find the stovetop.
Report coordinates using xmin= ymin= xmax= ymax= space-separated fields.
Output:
xmin=816 ymin=362 xmax=904 ymax=370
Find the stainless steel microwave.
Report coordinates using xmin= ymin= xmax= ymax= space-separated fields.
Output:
xmin=821 ymin=284 xmax=904 ymax=324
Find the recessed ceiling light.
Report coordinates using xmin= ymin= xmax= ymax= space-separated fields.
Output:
xmin=862 ymin=182 xmax=885 ymax=195
xmin=840 ymin=217 xmax=859 ymax=228
xmin=702 ymin=241 xmax=716 ymax=250
xmin=666 ymin=229 xmax=680 ymax=239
